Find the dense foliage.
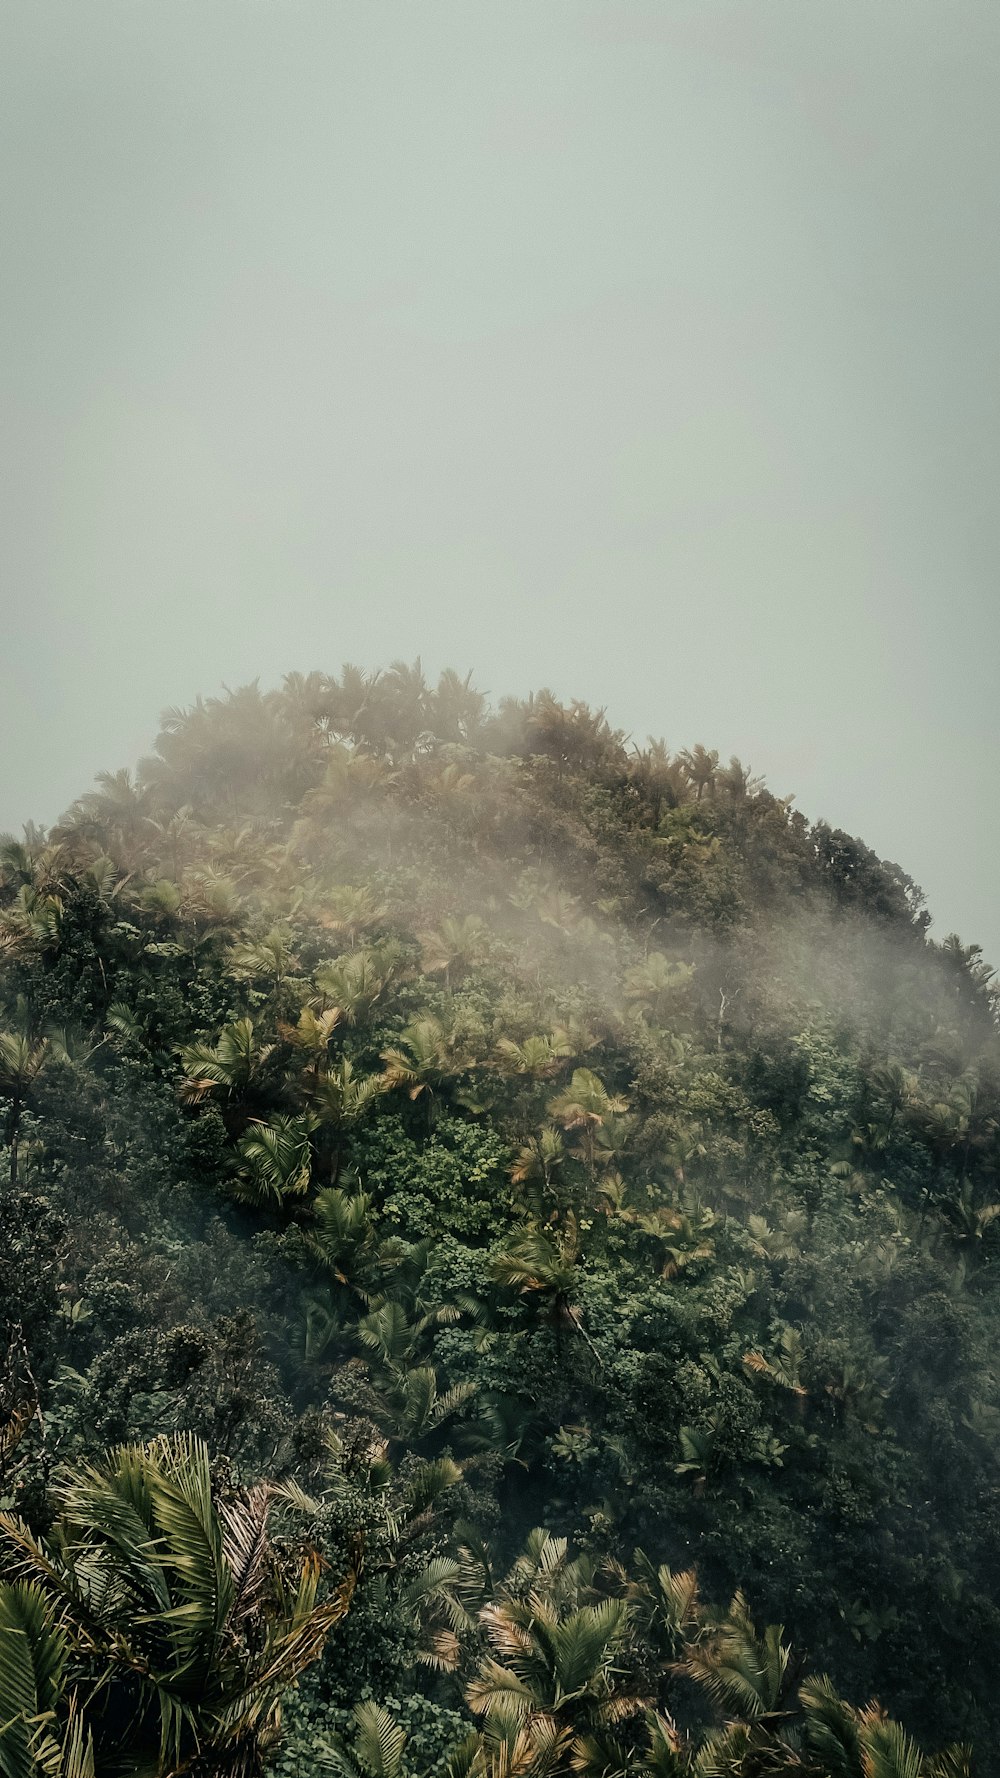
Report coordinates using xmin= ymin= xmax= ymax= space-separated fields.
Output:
xmin=1 ymin=663 xmax=998 ymax=1776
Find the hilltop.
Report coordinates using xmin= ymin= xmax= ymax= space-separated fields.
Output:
xmin=1 ymin=664 xmax=998 ymax=1777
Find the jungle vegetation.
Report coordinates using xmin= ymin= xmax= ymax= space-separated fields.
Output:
xmin=1 ymin=662 xmax=998 ymax=1776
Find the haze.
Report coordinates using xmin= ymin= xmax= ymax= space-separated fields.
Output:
xmin=2 ymin=2 xmax=997 ymax=963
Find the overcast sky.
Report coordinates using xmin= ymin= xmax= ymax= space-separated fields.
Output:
xmin=2 ymin=2 xmax=997 ymax=963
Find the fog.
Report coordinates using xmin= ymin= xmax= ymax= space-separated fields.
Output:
xmin=2 ymin=1 xmax=998 ymax=964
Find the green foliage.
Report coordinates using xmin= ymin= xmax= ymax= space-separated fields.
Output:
xmin=0 ymin=1433 xmax=352 ymax=1774
xmin=2 ymin=665 xmax=999 ymax=1772
xmin=354 ymin=1116 xmax=514 ymax=1242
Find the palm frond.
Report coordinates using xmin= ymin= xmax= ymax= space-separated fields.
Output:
xmin=0 ymin=1582 xmax=67 ymax=1778
xmin=352 ymin=1700 xmax=408 ymax=1778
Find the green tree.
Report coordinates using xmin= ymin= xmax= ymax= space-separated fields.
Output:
xmin=0 ymin=1029 xmax=57 ymax=1185
xmin=0 ymin=1434 xmax=354 ymax=1776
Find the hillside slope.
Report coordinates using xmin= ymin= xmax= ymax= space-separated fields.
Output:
xmin=1 ymin=664 xmax=998 ymax=1776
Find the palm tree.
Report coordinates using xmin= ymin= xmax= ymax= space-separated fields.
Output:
xmin=0 ymin=886 xmax=64 ymax=960
xmin=58 ymin=767 xmax=151 ymax=862
xmin=524 ymin=694 xmax=626 ymax=783
xmin=140 ymin=875 xmax=185 ymax=924
xmin=313 ymin=950 xmax=392 ymax=1027
xmin=868 ymin=1061 xmax=917 ymax=1137
xmin=677 ymin=746 xmax=719 ymax=803
xmin=673 ymin=1421 xmax=720 ymax=1493
xmin=614 ymin=1553 xmax=702 ymax=1663
xmin=945 ymin=1180 xmax=1000 ymax=1255
xmin=627 ymin=739 xmax=689 ymax=825
xmin=319 ymin=664 xmax=375 ymax=742
xmin=379 ymin=658 xmax=431 ymax=756
xmin=315 ymin=883 xmax=387 ymax=947
xmin=0 ymin=1580 xmax=94 ymax=1778
xmin=743 ymin=1325 xmax=809 ymax=1411
xmin=623 ymin=954 xmax=693 ymax=1028
xmin=431 ymin=667 xmax=486 ymax=745
xmin=466 ymin=1531 xmax=640 ymax=1776
xmin=900 ymin=1068 xmax=999 ymax=1201
xmin=419 ymin=915 xmax=489 ymax=988
xmin=178 ymin=870 xmax=246 ymax=951
xmin=298 ymin=1430 xmax=478 ymax=1676
xmin=349 ymin=1287 xmax=478 ymax=1448
xmin=510 ymin=1126 xmax=566 ymax=1214
xmin=492 ymin=1215 xmax=603 ymax=1366
xmin=0 ymin=827 xmax=60 ymax=893
xmin=381 ymin=1017 xmax=473 ymax=1124
xmin=203 ymin=825 xmax=286 ymax=889
xmin=547 ymin=1070 xmax=628 ymax=1179
xmin=0 ymin=1434 xmax=355 ymax=1777
xmin=675 ymin=1598 xmax=971 ymax=1778
xmin=291 ymin=747 xmax=392 ymax=866
xmin=0 ymin=1028 xmax=57 ymax=1185
xmin=821 ymin=1357 xmax=889 ymax=1430
xmin=627 ymin=1201 xmax=717 ymax=1280
xmin=496 ymin=1035 xmax=570 ymax=1082
xmin=677 ymin=1591 xmax=799 ymax=1722
xmin=630 ymin=1710 xmax=693 ymax=1778
xmin=226 ymin=926 xmax=300 ymax=990
xmin=282 ymin=1005 xmax=343 ymax=1093
xmin=308 ymin=1183 xmax=381 ymax=1295
xmin=716 ymin=755 xmax=757 ymax=803
xmin=234 ymin=1112 xmax=316 ymax=1211
xmin=178 ymin=1017 xmax=272 ymax=1131
xmin=319 ymin=1697 xmax=482 ymax=1778
xmin=317 ymin=1702 xmax=412 ymax=1778
xmin=307 ymin=1057 xmax=388 ymax=1182
xmin=747 ymin=1209 xmax=808 ymax=1262
xmin=797 ymin=1675 xmax=972 ymax=1778
xmin=280 ymin=669 xmax=339 ymax=758
xmin=366 ymin=1356 xmax=478 ymax=1450
xmin=142 ymin=804 xmax=198 ymax=879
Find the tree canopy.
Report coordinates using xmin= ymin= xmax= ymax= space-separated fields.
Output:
xmin=1 ymin=663 xmax=997 ymax=1775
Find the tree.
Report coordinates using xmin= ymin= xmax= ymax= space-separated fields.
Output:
xmin=235 ymin=1111 xmax=316 ymax=1211
xmin=308 ymin=1183 xmax=381 ymax=1296
xmin=0 ymin=887 xmax=64 ymax=961
xmin=318 ymin=1698 xmax=482 ymax=1778
xmin=0 ymin=1028 xmax=57 ymax=1185
xmin=623 ymin=954 xmax=692 ymax=1027
xmin=227 ymin=926 xmax=300 ymax=990
xmin=492 ymin=1215 xmax=602 ymax=1366
xmin=419 ymin=917 xmax=489 ymax=989
xmin=310 ymin=1058 xmax=388 ymax=1182
xmin=466 ymin=1530 xmax=639 ymax=1777
xmin=510 ymin=1126 xmax=566 ymax=1214
xmin=57 ymin=768 xmax=151 ymax=863
xmin=496 ymin=1035 xmax=572 ymax=1082
xmin=313 ymin=951 xmax=393 ymax=1027
xmin=0 ymin=1580 xmax=96 ymax=1778
xmin=546 ymin=1070 xmax=628 ymax=1179
xmin=316 ymin=884 xmax=388 ymax=948
xmin=678 ymin=1590 xmax=799 ymax=1720
xmin=178 ymin=1017 xmax=273 ymax=1131
xmin=678 ymin=746 xmax=719 ymax=803
xmin=381 ymin=1018 xmax=474 ymax=1124
xmin=627 ymin=739 xmax=689 ymax=825
xmin=0 ymin=1434 xmax=355 ymax=1776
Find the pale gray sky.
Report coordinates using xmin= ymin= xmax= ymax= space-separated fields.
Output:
xmin=2 ymin=3 xmax=998 ymax=963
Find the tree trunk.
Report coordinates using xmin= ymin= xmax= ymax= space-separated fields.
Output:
xmin=8 ymin=1097 xmax=20 ymax=1185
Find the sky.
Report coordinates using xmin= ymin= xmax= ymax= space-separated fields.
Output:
xmin=1 ymin=2 xmax=998 ymax=964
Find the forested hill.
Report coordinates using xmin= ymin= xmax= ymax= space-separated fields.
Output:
xmin=2 ymin=664 xmax=998 ymax=1778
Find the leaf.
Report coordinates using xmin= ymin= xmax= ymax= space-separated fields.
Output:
xmin=352 ymin=1701 xmax=408 ymax=1778
xmin=0 ymin=1582 xmax=67 ymax=1778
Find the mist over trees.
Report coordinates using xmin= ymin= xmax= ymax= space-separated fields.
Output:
xmin=1 ymin=662 xmax=998 ymax=1776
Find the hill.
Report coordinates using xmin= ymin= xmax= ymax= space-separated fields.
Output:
xmin=1 ymin=663 xmax=998 ymax=1777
